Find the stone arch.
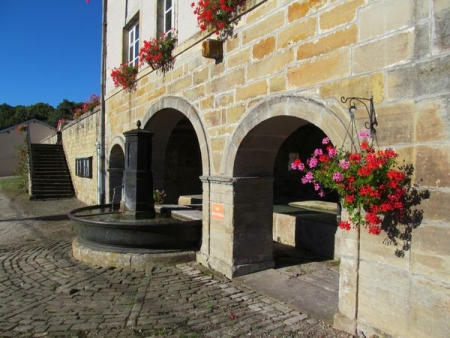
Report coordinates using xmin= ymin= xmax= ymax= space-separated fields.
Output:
xmin=208 ymin=95 xmax=351 ymax=278
xmin=141 ymin=96 xmax=210 ymax=178
xmin=107 ymin=136 xmax=126 ymax=203
xmin=224 ymin=95 xmax=350 ymax=176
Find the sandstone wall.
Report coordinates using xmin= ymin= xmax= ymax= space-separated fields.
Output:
xmin=94 ymin=0 xmax=450 ymax=336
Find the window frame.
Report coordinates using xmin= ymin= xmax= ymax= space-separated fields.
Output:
xmin=123 ymin=13 xmax=140 ymax=66
xmin=75 ymin=157 xmax=93 ymax=179
xmin=157 ymin=0 xmax=175 ymax=35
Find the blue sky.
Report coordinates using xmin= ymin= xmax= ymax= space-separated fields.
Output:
xmin=0 ymin=0 xmax=102 ymax=108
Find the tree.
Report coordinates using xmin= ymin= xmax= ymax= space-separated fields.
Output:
xmin=0 ymin=104 xmax=16 ymax=129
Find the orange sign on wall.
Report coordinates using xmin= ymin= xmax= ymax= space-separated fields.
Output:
xmin=211 ymin=203 xmax=225 ymax=221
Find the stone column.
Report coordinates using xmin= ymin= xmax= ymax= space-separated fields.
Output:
xmin=198 ymin=175 xmax=274 ymax=278
xmin=121 ymin=121 xmax=155 ymax=219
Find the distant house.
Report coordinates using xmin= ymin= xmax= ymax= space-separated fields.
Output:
xmin=0 ymin=119 xmax=56 ymax=177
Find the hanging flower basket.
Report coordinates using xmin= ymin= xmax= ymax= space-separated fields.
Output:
xmin=111 ymin=63 xmax=139 ymax=92
xmin=290 ymin=131 xmax=410 ymax=235
xmin=139 ymin=30 xmax=177 ymax=75
xmin=192 ymin=0 xmax=246 ymax=39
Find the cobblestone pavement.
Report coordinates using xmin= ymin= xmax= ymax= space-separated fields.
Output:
xmin=0 ymin=180 xmax=352 ymax=337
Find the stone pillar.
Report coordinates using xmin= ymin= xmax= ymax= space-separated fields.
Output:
xmin=121 ymin=121 xmax=155 ymax=219
xmin=333 ymin=207 xmax=359 ymax=334
xmin=198 ymin=175 xmax=274 ymax=278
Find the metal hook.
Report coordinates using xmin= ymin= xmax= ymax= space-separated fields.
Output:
xmin=341 ymin=96 xmax=378 ymax=135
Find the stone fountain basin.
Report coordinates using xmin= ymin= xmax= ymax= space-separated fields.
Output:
xmin=68 ymin=204 xmax=201 ymax=254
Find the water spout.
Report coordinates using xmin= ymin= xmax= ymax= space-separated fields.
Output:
xmin=111 ymin=185 xmax=123 ymax=211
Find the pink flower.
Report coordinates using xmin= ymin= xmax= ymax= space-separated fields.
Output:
xmin=338 ymin=159 xmax=350 ymax=170
xmin=314 ymin=148 xmax=323 ymax=157
xmin=322 ymin=137 xmax=330 ymax=145
xmin=290 ymin=159 xmax=305 ymax=171
xmin=332 ymin=172 xmax=344 ymax=182
xmin=308 ymin=157 xmax=318 ymax=168
xmin=358 ymin=129 xmax=371 ymax=138
xmin=301 ymin=172 xmax=314 ymax=184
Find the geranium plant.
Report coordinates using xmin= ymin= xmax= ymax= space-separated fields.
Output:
xmin=56 ymin=118 xmax=71 ymax=131
xmin=192 ymin=0 xmax=246 ymax=38
xmin=291 ymin=131 xmax=410 ymax=235
xmin=111 ymin=63 xmax=139 ymax=92
xmin=139 ymin=30 xmax=177 ymax=74
xmin=73 ymin=94 xmax=100 ymax=119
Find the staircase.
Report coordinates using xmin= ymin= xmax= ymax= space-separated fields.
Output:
xmin=29 ymin=144 xmax=75 ymax=199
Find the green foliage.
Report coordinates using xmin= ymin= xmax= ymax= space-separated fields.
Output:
xmin=0 ymin=176 xmax=23 ymax=196
xmin=0 ymin=99 xmax=85 ymax=129
xmin=13 ymin=139 xmax=29 ymax=192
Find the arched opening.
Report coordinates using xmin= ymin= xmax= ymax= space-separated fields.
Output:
xmin=108 ymin=144 xmax=125 ymax=203
xmin=231 ymin=115 xmax=342 ymax=323
xmin=143 ymin=109 xmax=202 ymax=205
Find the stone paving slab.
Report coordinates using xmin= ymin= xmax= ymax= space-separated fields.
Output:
xmin=0 ymin=179 xmax=351 ymax=337
xmin=0 ymin=243 xmax=351 ymax=337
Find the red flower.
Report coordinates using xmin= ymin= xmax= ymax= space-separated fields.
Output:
xmin=339 ymin=221 xmax=351 ymax=231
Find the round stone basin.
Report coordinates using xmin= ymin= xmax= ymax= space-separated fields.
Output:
xmin=68 ymin=204 xmax=202 ymax=254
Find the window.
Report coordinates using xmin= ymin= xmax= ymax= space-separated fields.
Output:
xmin=158 ymin=0 xmax=174 ymax=34
xmin=75 ymin=157 xmax=93 ymax=178
xmin=127 ymin=21 xmax=139 ymax=66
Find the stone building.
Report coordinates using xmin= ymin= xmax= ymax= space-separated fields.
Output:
xmin=55 ymin=1 xmax=450 ymax=336
xmin=0 ymin=119 xmax=56 ymax=177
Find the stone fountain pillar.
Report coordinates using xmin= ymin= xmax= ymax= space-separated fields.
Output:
xmin=121 ymin=121 xmax=155 ymax=218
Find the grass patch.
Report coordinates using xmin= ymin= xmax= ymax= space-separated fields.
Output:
xmin=0 ymin=176 xmax=24 ymax=197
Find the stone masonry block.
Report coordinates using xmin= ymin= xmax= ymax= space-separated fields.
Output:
xmin=269 ymin=74 xmax=286 ymax=93
xmin=204 ymin=110 xmax=221 ymax=128
xmin=211 ymin=137 xmax=225 ymax=152
xmin=227 ymin=47 xmax=251 ymax=69
xmin=252 ymin=36 xmax=275 ymax=59
xmin=320 ymin=72 xmax=384 ymax=102
xmin=193 ymin=67 xmax=209 ymax=86
xmin=434 ymin=0 xmax=450 ymax=51
xmin=297 ymin=24 xmax=357 ymax=61
xmin=411 ymin=224 xmax=450 ymax=283
xmin=373 ymin=101 xmax=415 ymax=145
xmin=248 ymin=49 xmax=294 ymax=80
xmin=360 ymin=229 xmax=410 ymax=271
xmin=353 ymin=31 xmax=414 ymax=74
xmin=211 ymin=69 xmax=244 ymax=93
xmin=278 ymin=17 xmax=316 ymax=49
xmin=419 ymin=190 xmax=450 ymax=222
xmin=226 ymin=105 xmax=245 ymax=124
xmin=273 ymin=213 xmax=296 ymax=246
xmin=288 ymin=49 xmax=351 ymax=88
xmin=415 ymin=57 xmax=450 ymax=97
xmin=359 ymin=0 xmax=413 ymax=41
xmin=168 ymin=76 xmax=192 ymax=94
xmin=183 ymin=84 xmax=206 ymax=102
xmin=415 ymin=96 xmax=448 ymax=143
xmin=236 ymin=80 xmax=268 ymax=101
xmin=242 ymin=11 xmax=285 ymax=46
xmin=245 ymin=0 xmax=277 ymax=26
xmin=415 ymin=145 xmax=450 ymax=187
xmin=288 ymin=0 xmax=327 ymax=22
xmin=214 ymin=93 xmax=234 ymax=108
xmin=319 ymin=0 xmax=364 ymax=32
xmin=408 ymin=275 xmax=450 ymax=337
xmin=358 ymin=262 xmax=410 ymax=336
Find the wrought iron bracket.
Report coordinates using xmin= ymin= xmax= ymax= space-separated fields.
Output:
xmin=341 ymin=96 xmax=378 ymax=135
